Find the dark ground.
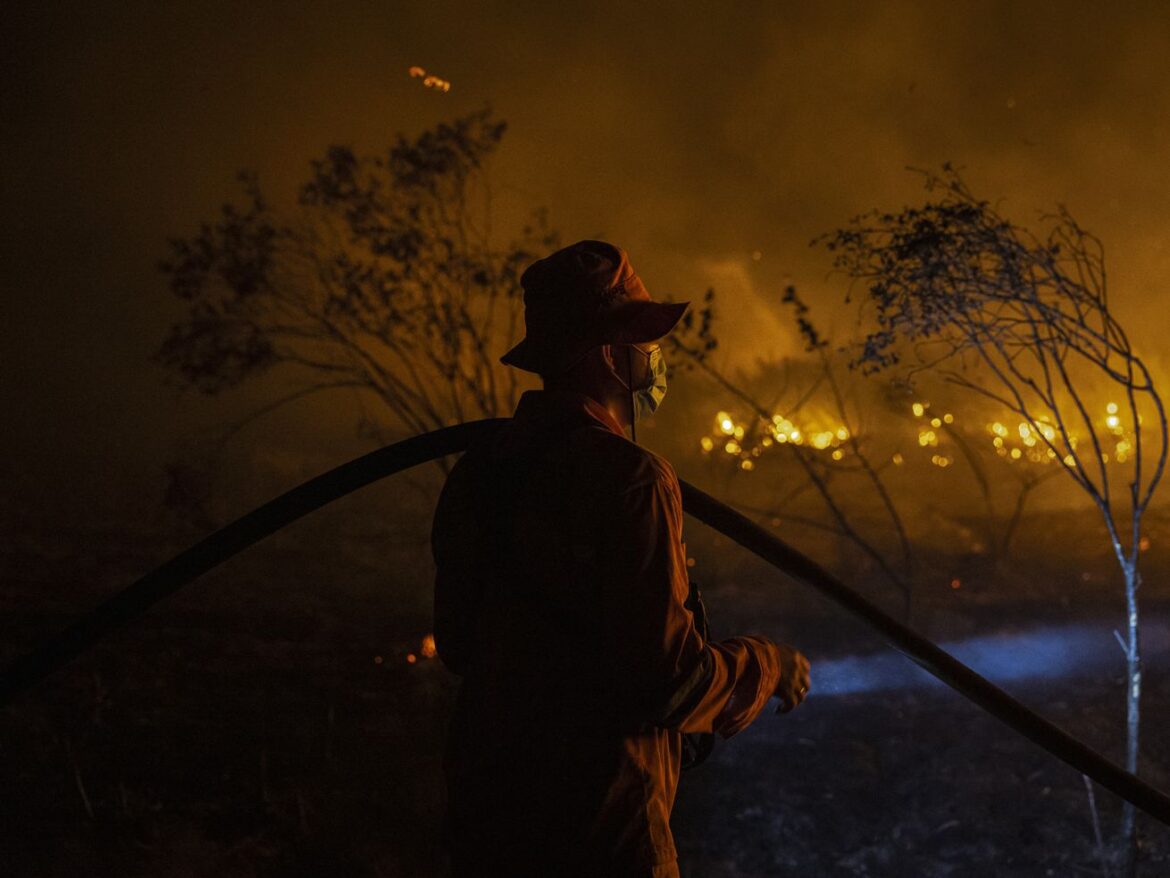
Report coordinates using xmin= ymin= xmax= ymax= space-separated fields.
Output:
xmin=675 ymin=639 xmax=1170 ymax=877
xmin=2 ymin=502 xmax=1169 ymax=877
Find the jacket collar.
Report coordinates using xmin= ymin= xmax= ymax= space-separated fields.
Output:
xmin=513 ymin=389 xmax=626 ymax=439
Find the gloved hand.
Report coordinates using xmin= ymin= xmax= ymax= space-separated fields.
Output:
xmin=773 ymin=643 xmax=811 ymax=714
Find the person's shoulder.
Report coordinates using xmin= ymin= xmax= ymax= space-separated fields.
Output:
xmin=565 ymin=425 xmax=679 ymax=495
xmin=435 ymin=435 xmax=490 ymax=507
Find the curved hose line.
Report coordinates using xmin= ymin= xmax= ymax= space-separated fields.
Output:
xmin=1 ymin=418 xmax=1168 ymax=825
xmin=680 ymin=481 xmax=1170 ymax=825
xmin=0 ymin=419 xmax=507 ymax=707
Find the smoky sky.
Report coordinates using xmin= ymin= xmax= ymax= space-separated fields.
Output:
xmin=4 ymin=0 xmax=1170 ymax=508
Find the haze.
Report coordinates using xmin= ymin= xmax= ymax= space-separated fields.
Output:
xmin=4 ymin=0 xmax=1170 ymax=516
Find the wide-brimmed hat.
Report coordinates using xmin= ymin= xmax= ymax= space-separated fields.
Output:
xmin=500 ymin=240 xmax=689 ymax=376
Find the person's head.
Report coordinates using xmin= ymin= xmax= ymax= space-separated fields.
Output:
xmin=540 ymin=341 xmax=666 ymax=431
xmin=499 ymin=241 xmax=687 ymax=436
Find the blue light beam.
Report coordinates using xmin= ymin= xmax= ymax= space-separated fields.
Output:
xmin=810 ymin=621 xmax=1170 ymax=697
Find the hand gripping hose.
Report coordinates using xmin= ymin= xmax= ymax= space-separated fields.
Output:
xmin=2 ymin=418 xmax=1168 ymax=825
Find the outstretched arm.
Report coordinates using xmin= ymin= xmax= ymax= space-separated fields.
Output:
xmin=597 ymin=458 xmax=807 ymax=738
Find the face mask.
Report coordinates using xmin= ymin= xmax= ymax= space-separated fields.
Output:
xmin=632 ymin=345 xmax=668 ymax=422
xmin=618 ymin=344 xmax=668 ymax=440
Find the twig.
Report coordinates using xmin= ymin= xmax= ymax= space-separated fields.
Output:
xmin=64 ymin=736 xmax=94 ymax=820
xmin=1083 ymin=774 xmax=1113 ymax=878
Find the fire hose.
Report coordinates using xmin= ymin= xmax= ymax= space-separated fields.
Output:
xmin=1 ymin=418 xmax=1168 ymax=825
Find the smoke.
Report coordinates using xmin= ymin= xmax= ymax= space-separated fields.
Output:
xmin=810 ymin=620 xmax=1170 ymax=698
xmin=6 ymin=0 xmax=1170 ymax=515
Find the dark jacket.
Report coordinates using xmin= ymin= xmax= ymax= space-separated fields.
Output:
xmin=431 ymin=389 xmax=783 ymax=877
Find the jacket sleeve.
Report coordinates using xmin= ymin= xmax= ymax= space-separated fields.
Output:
xmin=431 ymin=456 xmax=482 ymax=677
xmin=597 ymin=459 xmax=783 ymax=739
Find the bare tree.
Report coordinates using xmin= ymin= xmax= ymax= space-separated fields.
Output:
xmin=818 ymin=164 xmax=1167 ymax=875
xmin=156 ymin=107 xmax=557 ymax=467
xmin=669 ymin=287 xmax=918 ymax=621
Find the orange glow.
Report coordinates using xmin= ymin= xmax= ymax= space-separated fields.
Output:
xmin=406 ymin=653 xmax=417 ymax=664
xmin=950 ymin=578 xmax=961 ymax=590
xmin=420 ymin=634 xmax=437 ymax=658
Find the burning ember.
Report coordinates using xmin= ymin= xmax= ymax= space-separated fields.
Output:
xmin=700 ymin=399 xmax=1144 ymax=475
xmin=408 ymin=66 xmax=451 ymax=92
xmin=406 ymin=634 xmax=438 ymax=664
xmin=699 ymin=410 xmax=851 ymax=470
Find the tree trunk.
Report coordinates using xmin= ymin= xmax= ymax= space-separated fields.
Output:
xmin=1119 ymin=562 xmax=1142 ymax=877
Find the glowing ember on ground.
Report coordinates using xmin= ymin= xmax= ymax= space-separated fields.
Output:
xmin=698 ymin=398 xmax=1142 ymax=479
xmin=700 ymin=410 xmax=852 ymax=468
xmin=907 ymin=399 xmax=1138 ymax=468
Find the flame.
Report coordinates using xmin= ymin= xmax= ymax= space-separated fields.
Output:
xmin=701 ymin=409 xmax=854 ymax=472
xmin=420 ymin=634 xmax=437 ymax=658
xmin=689 ymin=402 xmax=1149 ymax=477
